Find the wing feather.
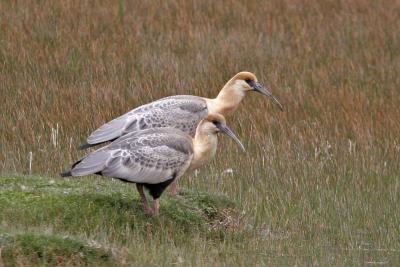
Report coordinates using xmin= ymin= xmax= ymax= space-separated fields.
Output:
xmin=84 ymin=95 xmax=208 ymax=147
xmin=70 ymin=150 xmax=110 ymax=176
xmin=73 ymin=128 xmax=194 ymax=184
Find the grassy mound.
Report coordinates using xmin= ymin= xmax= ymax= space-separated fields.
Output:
xmin=0 ymin=233 xmax=112 ymax=266
xmin=0 ymin=175 xmax=242 ymax=265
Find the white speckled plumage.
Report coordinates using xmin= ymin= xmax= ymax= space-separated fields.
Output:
xmin=73 ymin=128 xmax=193 ymax=184
xmin=85 ymin=95 xmax=208 ymax=147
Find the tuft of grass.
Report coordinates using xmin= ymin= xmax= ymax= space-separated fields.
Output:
xmin=0 ymin=233 xmax=113 ymax=266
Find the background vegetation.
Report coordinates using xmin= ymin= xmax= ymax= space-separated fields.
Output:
xmin=1 ymin=0 xmax=399 ymax=265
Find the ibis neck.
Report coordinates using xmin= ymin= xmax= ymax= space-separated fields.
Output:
xmin=189 ymin=129 xmax=218 ymax=172
xmin=206 ymin=84 xmax=246 ymax=117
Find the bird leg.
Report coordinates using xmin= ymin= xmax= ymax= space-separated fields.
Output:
xmin=136 ymin=184 xmax=153 ymax=215
xmin=168 ymin=180 xmax=178 ymax=197
xmin=136 ymin=184 xmax=161 ymax=216
xmin=152 ymin=199 xmax=160 ymax=216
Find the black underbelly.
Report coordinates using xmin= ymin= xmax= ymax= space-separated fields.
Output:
xmin=97 ymin=173 xmax=176 ymax=200
xmin=138 ymin=177 xmax=176 ymax=199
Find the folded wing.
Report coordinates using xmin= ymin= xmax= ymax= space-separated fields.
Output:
xmin=73 ymin=128 xmax=194 ymax=184
xmin=82 ymin=95 xmax=208 ymax=149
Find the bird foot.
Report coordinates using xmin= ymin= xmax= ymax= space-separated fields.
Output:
xmin=144 ymin=199 xmax=159 ymax=216
xmin=168 ymin=181 xmax=179 ymax=198
xmin=168 ymin=191 xmax=180 ymax=198
xmin=144 ymin=207 xmax=157 ymax=216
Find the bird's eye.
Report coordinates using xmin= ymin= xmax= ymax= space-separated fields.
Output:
xmin=212 ymin=120 xmax=221 ymax=128
xmin=245 ymin=79 xmax=254 ymax=86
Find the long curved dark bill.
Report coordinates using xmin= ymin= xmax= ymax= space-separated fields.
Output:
xmin=217 ymin=124 xmax=246 ymax=152
xmin=253 ymin=82 xmax=284 ymax=111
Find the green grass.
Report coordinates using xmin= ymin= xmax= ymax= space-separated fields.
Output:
xmin=0 ymin=175 xmax=246 ymax=265
xmin=0 ymin=175 xmax=399 ymax=265
xmin=0 ymin=233 xmax=112 ymax=266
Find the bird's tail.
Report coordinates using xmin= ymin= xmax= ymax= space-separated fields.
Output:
xmin=60 ymin=170 xmax=72 ymax=177
xmin=79 ymin=142 xmax=93 ymax=150
xmin=60 ymin=158 xmax=84 ymax=177
xmin=80 ymin=139 xmax=115 ymax=150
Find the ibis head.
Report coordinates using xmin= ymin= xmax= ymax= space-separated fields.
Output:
xmin=229 ymin=71 xmax=283 ymax=111
xmin=201 ymin=113 xmax=245 ymax=152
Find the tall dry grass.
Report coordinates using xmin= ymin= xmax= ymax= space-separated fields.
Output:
xmin=1 ymin=0 xmax=400 ymax=263
xmin=1 ymin=0 xmax=399 ymax=175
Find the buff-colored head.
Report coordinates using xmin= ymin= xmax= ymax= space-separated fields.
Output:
xmin=197 ymin=113 xmax=245 ymax=151
xmin=226 ymin=71 xmax=283 ymax=111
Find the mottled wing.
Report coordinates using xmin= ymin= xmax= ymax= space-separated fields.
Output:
xmin=84 ymin=95 xmax=208 ymax=148
xmin=73 ymin=128 xmax=194 ymax=184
